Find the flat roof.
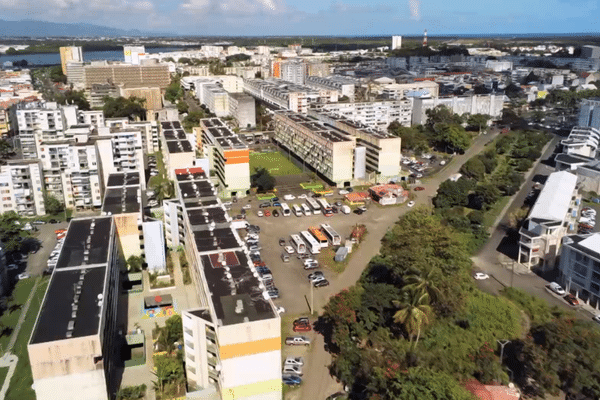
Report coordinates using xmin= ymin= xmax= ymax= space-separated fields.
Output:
xmin=179 ymin=180 xmax=217 ymax=199
xmin=30 ymin=267 xmax=107 ymax=344
xmin=55 ymin=217 xmax=113 ymax=270
xmin=102 ymin=187 xmax=140 ymax=215
xmin=106 ymin=172 xmax=140 ymax=187
xmin=160 ymin=121 xmax=183 ymax=131
xmin=167 ymin=140 xmax=193 ymax=153
xmin=200 ymin=251 xmax=274 ymax=326
xmin=529 ymin=171 xmax=578 ymax=222
xmin=194 ymin=227 xmax=241 ymax=252
xmin=187 ymin=207 xmax=228 ymax=226
xmin=163 ymin=130 xmax=187 ymax=141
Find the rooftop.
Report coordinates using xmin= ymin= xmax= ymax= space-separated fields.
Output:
xmin=528 ymin=171 xmax=578 ymax=222
xmin=187 ymin=207 xmax=229 ymax=226
xmin=166 ymin=140 xmax=193 ymax=153
xmin=163 ymin=130 xmax=188 ymax=141
xmin=106 ymin=172 xmax=140 ymax=187
xmin=102 ymin=187 xmax=140 ymax=215
xmin=194 ymin=227 xmax=241 ymax=253
xmin=565 ymin=233 xmax=600 ymax=261
xmin=279 ymin=112 xmax=353 ymax=143
xmin=55 ymin=217 xmax=113 ymax=270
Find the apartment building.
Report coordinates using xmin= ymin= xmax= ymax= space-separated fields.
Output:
xmin=561 ymin=126 xmax=600 ymax=158
xmin=244 ymin=79 xmax=338 ymax=113
xmin=411 ymin=94 xmax=505 ymax=125
xmin=83 ymin=63 xmax=170 ymax=90
xmin=558 ymin=233 xmax=600 ymax=309
xmin=160 ymin=121 xmax=196 ymax=180
xmin=518 ymin=171 xmax=579 ymax=270
xmin=95 ymin=126 xmax=145 ymax=188
xmin=578 ymin=98 xmax=600 ymax=129
xmin=305 ymin=75 xmax=357 ymax=100
xmin=78 ymin=110 xmax=105 ymax=129
xmin=124 ymin=45 xmax=146 ymax=65
xmin=315 ymin=100 xmax=412 ymax=129
xmin=171 ymin=167 xmax=281 ymax=399
xmin=29 ymin=216 xmax=119 ymax=400
xmin=228 ymin=93 xmax=256 ymax=128
xmin=202 ymin=84 xmax=230 ymax=117
xmin=280 ymin=60 xmax=306 ymax=84
xmin=380 ymin=81 xmax=440 ymax=100
xmin=309 ymin=111 xmax=402 ymax=182
xmin=273 ymin=111 xmax=355 ymax=186
xmin=392 ymin=35 xmax=402 ymax=50
xmin=119 ymin=86 xmax=163 ymax=111
xmin=65 ymin=61 xmax=85 ymax=86
xmin=581 ymin=45 xmax=600 ymax=59
xmin=101 ymin=172 xmax=143 ymax=260
xmin=0 ymin=160 xmax=46 ymax=216
xmin=59 ymin=46 xmax=83 ymax=75
xmin=200 ymin=118 xmax=251 ymax=198
xmin=88 ymin=84 xmax=119 ymax=108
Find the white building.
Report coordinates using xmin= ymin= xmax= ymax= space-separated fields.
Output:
xmin=228 ymin=93 xmax=256 ymax=128
xmin=314 ymin=100 xmax=412 ymax=129
xmin=305 ymin=75 xmax=357 ymax=100
xmin=0 ymin=160 xmax=46 ymax=216
xmin=202 ymin=84 xmax=230 ymax=118
xmin=124 ymin=45 xmax=145 ymax=65
xmin=559 ymin=233 xmax=600 ymax=309
xmin=411 ymin=94 xmax=506 ymax=125
xmin=380 ymin=81 xmax=440 ymax=100
xmin=518 ymin=171 xmax=579 ymax=270
xmin=561 ymin=126 xmax=600 ymax=158
xmin=280 ymin=60 xmax=306 ymax=85
xmin=95 ymin=126 xmax=145 ymax=189
xmin=244 ymin=79 xmax=338 ymax=113
xmin=392 ymin=36 xmax=402 ymax=50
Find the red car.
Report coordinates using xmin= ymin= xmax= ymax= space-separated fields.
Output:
xmin=264 ymin=210 xmax=271 ymax=217
xmin=564 ymin=294 xmax=579 ymax=306
xmin=414 ymin=187 xmax=425 ymax=191
xmin=293 ymin=323 xmax=312 ymax=332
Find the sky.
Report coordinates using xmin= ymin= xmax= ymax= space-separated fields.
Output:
xmin=0 ymin=0 xmax=599 ymax=36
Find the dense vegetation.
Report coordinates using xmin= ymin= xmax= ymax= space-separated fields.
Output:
xmin=102 ymin=96 xmax=146 ymax=120
xmin=320 ymin=209 xmax=600 ymax=399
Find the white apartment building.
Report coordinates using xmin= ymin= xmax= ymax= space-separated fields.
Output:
xmin=227 ymin=93 xmax=256 ymax=128
xmin=124 ymin=45 xmax=145 ymax=65
xmin=129 ymin=121 xmax=159 ymax=154
xmin=160 ymin=121 xmax=196 ymax=180
xmin=519 ymin=171 xmax=579 ymax=270
xmin=77 ymin=110 xmax=105 ymax=129
xmin=315 ymin=100 xmax=412 ymax=129
xmin=392 ymin=36 xmax=402 ymax=50
xmin=95 ymin=127 xmax=145 ymax=189
xmin=244 ymin=79 xmax=338 ymax=113
xmin=280 ymin=60 xmax=306 ymax=85
xmin=559 ymin=233 xmax=600 ymax=309
xmin=561 ymin=126 xmax=600 ymax=159
xmin=411 ymin=94 xmax=506 ymax=125
xmin=202 ymin=84 xmax=230 ymax=118
xmin=0 ymin=160 xmax=46 ymax=216
xmin=200 ymin=118 xmax=250 ymax=198
xmin=380 ymin=81 xmax=440 ymax=100
xmin=171 ymin=167 xmax=281 ymax=400
xmin=273 ymin=111 xmax=355 ymax=186
xmin=305 ymin=75 xmax=357 ymax=100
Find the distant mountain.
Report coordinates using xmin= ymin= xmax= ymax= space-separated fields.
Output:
xmin=0 ymin=19 xmax=170 ymax=37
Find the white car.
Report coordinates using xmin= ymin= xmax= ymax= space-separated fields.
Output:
xmin=17 ymin=273 xmax=30 ymax=280
xmin=473 ymin=272 xmax=489 ymax=280
xmin=298 ymin=194 xmax=308 ymax=199
xmin=7 ymin=264 xmax=18 ymax=271
xmin=242 ymin=204 xmax=252 ymax=210
xmin=283 ymin=194 xmax=296 ymax=201
xmin=338 ymin=189 xmax=349 ymax=195
xmin=284 ymin=246 xmax=295 ymax=254
xmin=407 ymin=201 xmax=415 ymax=207
xmin=282 ymin=365 xmax=303 ymax=376
xmin=303 ymin=258 xmax=317 ymax=265
xmin=257 ymin=210 xmax=264 ymax=217
xmin=276 ymin=306 xmax=285 ymax=314
xmin=285 ymin=356 xmax=304 ymax=366
xmin=150 ymin=171 xmax=158 ymax=176
xmin=547 ymin=282 xmax=566 ymax=296
xmin=593 ymin=315 xmax=600 ymax=324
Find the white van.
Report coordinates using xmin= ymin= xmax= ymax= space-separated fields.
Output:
xmin=341 ymin=205 xmax=351 ymax=214
xmin=282 ymin=365 xmax=303 ymax=376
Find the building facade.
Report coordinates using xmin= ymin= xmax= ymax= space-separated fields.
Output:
xmin=59 ymin=46 xmax=83 ymax=75
xmin=559 ymin=233 xmax=600 ymax=309
xmin=83 ymin=63 xmax=170 ymax=90
xmin=0 ymin=160 xmax=46 ymax=216
xmin=578 ymin=98 xmax=600 ymax=129
xmin=411 ymin=94 xmax=505 ymax=125
xmin=315 ymin=100 xmax=412 ymax=129
xmin=228 ymin=93 xmax=256 ymax=128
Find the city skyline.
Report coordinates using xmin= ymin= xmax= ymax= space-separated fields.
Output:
xmin=0 ymin=0 xmax=599 ymax=37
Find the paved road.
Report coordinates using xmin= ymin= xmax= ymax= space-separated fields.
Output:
xmin=294 ymin=129 xmax=503 ymax=400
xmin=26 ymin=222 xmax=68 ymax=276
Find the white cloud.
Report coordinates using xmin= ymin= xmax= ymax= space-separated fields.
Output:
xmin=409 ymin=0 xmax=421 ymax=21
xmin=179 ymin=0 xmax=286 ymax=15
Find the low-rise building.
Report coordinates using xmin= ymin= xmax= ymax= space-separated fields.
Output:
xmin=411 ymin=94 xmax=506 ymax=125
xmin=561 ymin=126 xmax=600 ymax=158
xmin=380 ymin=81 xmax=440 ymax=100
xmin=368 ymin=184 xmax=408 ymax=205
xmin=518 ymin=171 xmax=579 ymax=270
xmin=244 ymin=79 xmax=338 ymax=113
xmin=29 ymin=216 xmax=119 ymax=400
xmin=305 ymin=75 xmax=357 ymax=100
xmin=559 ymin=233 xmax=600 ymax=309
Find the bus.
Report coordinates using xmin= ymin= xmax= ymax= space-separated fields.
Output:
xmin=292 ymin=204 xmax=303 ymax=217
xmin=301 ymin=203 xmax=312 ymax=216
xmin=308 ymin=226 xmax=329 ymax=248
xmin=306 ymin=198 xmax=321 ymax=214
xmin=318 ymin=198 xmax=333 ymax=216
xmin=290 ymin=234 xmax=306 ymax=254
xmin=280 ymin=202 xmax=291 ymax=217
xmin=320 ymin=223 xmax=342 ymax=246
xmin=300 ymin=231 xmax=321 ymax=254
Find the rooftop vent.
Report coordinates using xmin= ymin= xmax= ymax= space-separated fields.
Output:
xmin=67 ymin=320 xmax=75 ymax=331
xmin=235 ymin=299 xmax=244 ymax=314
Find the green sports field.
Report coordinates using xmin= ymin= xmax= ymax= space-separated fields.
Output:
xmin=249 ymin=151 xmax=302 ymax=176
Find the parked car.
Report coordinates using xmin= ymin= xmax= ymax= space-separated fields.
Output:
xmin=267 ymin=289 xmax=279 ymax=299
xmin=304 ymin=262 xmax=319 ymax=270
xmin=285 ymin=336 xmax=311 ymax=346
xmin=593 ymin=315 xmax=600 ymax=324
xmin=242 ymin=204 xmax=252 ymax=210
xmin=338 ymin=189 xmax=349 ymax=195
xmin=281 ymin=253 xmax=291 ymax=262
xmin=353 ymin=209 xmax=364 ymax=215
xmin=313 ymin=279 xmax=330 ymax=288
xmin=285 ymin=246 xmax=295 ymax=254
xmin=17 ymin=273 xmax=30 ymax=280
xmin=564 ymin=294 xmax=580 ymax=306
xmin=293 ymin=323 xmax=312 ymax=332
xmin=272 ymin=209 xmax=280 ymax=217
xmin=414 ymin=186 xmax=425 ymax=191
xmin=272 ymin=202 xmax=281 ymax=208
xmin=473 ymin=272 xmax=489 ymax=280
xmin=249 ymin=245 xmax=261 ymax=251
xmin=283 ymin=194 xmax=296 ymax=201
xmin=282 ymin=374 xmax=302 ymax=386
xmin=270 ymin=197 xmax=280 ymax=202
xmin=257 ymin=210 xmax=264 ymax=217
xmin=264 ymin=210 xmax=271 ymax=217
xmin=259 ymin=202 xmax=271 ymax=208
xmin=298 ymin=194 xmax=308 ymax=199
xmin=310 ymin=275 xmax=326 ymax=283
xmin=407 ymin=201 xmax=415 ymax=207
xmin=7 ymin=264 xmax=18 ymax=271
xmin=308 ymin=271 xmax=324 ymax=280
xmin=279 ymin=238 xmax=286 ymax=246
xmin=283 ymin=365 xmax=303 ymax=376
xmin=284 ymin=356 xmax=304 ymax=366
xmin=546 ymin=282 xmax=566 ymax=296
xmin=247 ymin=225 xmax=260 ymax=232
xmin=32 ymin=220 xmax=46 ymax=225
xmin=48 ymin=219 xmax=58 ymax=224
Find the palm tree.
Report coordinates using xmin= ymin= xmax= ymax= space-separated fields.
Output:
xmin=393 ymin=289 xmax=432 ymax=346
xmin=403 ymin=267 xmax=442 ymax=304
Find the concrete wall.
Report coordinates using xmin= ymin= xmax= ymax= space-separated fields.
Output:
xmin=32 ymin=369 xmax=108 ymax=400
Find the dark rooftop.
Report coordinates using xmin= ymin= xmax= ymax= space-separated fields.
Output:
xmin=200 ymin=251 xmax=275 ymax=325
xmin=55 ymin=217 xmax=113 ymax=270
xmin=194 ymin=228 xmax=241 ymax=253
xmin=30 ymin=266 xmax=108 ymax=344
xmin=167 ymin=140 xmax=193 ymax=153
xmin=187 ymin=207 xmax=228 ymax=226
xmin=106 ymin=172 xmax=140 ymax=187
xmin=160 ymin=121 xmax=183 ymax=131
xmin=176 ymin=170 xmax=209 ymax=181
xmin=179 ymin=180 xmax=217 ymax=200
xmin=163 ymin=130 xmax=187 ymax=141
xmin=102 ymin=187 xmax=140 ymax=215
xmin=201 ymin=118 xmax=225 ymax=128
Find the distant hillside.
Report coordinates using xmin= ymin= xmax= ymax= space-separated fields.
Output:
xmin=0 ymin=19 xmax=168 ymax=37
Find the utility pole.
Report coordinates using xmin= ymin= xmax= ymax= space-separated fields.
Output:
xmin=497 ymin=339 xmax=510 ymax=363
xmin=310 ymin=281 xmax=314 ymax=316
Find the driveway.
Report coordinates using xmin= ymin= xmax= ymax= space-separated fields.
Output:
xmin=26 ymin=221 xmax=68 ymax=276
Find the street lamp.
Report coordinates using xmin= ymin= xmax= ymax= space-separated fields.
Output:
xmin=497 ymin=339 xmax=510 ymax=363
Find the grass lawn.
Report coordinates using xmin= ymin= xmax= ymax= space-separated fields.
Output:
xmin=0 ymin=367 xmax=8 ymax=389
xmin=148 ymin=151 xmax=168 ymax=189
xmin=5 ymin=278 xmax=49 ymax=400
xmin=483 ymin=196 xmax=512 ymax=228
xmin=249 ymin=151 xmax=302 ymax=176
xmin=318 ymin=246 xmax=352 ymax=274
xmin=0 ymin=279 xmax=37 ymax=353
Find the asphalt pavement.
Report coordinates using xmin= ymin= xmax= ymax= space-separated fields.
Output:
xmin=26 ymin=221 xmax=68 ymax=276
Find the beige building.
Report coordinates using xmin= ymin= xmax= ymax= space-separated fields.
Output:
xmin=59 ymin=46 xmax=83 ymax=75
xmin=29 ymin=216 xmax=119 ymax=400
xmin=200 ymin=118 xmax=250 ymax=198
xmin=244 ymin=79 xmax=338 ymax=114
xmin=228 ymin=93 xmax=256 ymax=128
xmin=83 ymin=63 xmax=170 ymax=90
xmin=119 ymin=86 xmax=163 ymax=111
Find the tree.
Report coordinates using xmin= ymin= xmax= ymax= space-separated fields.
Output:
xmin=116 ymin=384 xmax=147 ymax=400
xmin=472 ymin=183 xmax=501 ymax=210
xmin=165 ymin=77 xmax=183 ymax=104
xmin=460 ymin=157 xmax=486 ymax=181
xmin=433 ymin=177 xmax=474 ymax=209
xmin=393 ymin=289 xmax=432 ymax=346
xmin=0 ymin=139 xmax=13 ymax=160
xmin=126 ymin=255 xmax=143 ymax=272
xmin=387 ymin=122 xmax=429 ymax=154
xmin=251 ymin=167 xmax=275 ymax=192
xmin=49 ymin=65 xmax=67 ymax=84
xmin=436 ymin=123 xmax=472 ymax=153
xmin=5 ymin=47 xmax=18 ymax=55
xmin=62 ymin=90 xmax=90 ymax=110
xmin=182 ymin=110 xmax=207 ymax=132
xmin=44 ymin=193 xmax=64 ymax=215
xmin=0 ymin=211 xmax=24 ymax=252
xmin=403 ymin=267 xmax=442 ymax=305
xmin=176 ymin=101 xmax=189 ymax=114
xmin=467 ymin=114 xmax=491 ymax=134
xmin=103 ymin=96 xmax=146 ymax=121
xmin=426 ymin=105 xmax=463 ymax=128
xmin=152 ymin=354 xmax=182 ymax=395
